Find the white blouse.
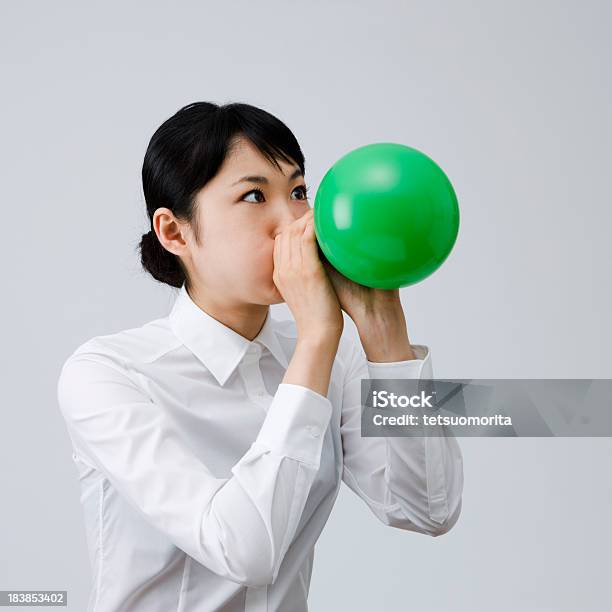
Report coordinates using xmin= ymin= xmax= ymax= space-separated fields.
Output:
xmin=56 ymin=283 xmax=463 ymax=612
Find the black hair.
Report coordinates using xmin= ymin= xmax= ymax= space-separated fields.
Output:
xmin=138 ymin=101 xmax=306 ymax=289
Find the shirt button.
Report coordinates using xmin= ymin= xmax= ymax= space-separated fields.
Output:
xmin=255 ymin=390 xmax=265 ymax=398
xmin=306 ymin=425 xmax=320 ymax=438
xmin=247 ymin=343 xmax=262 ymax=356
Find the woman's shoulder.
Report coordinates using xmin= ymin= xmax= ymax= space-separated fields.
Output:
xmin=60 ymin=315 xmax=182 ymax=374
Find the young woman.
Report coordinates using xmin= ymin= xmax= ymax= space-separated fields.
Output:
xmin=57 ymin=102 xmax=464 ymax=612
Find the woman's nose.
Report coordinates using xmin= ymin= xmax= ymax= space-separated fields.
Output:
xmin=275 ymin=206 xmax=308 ymax=236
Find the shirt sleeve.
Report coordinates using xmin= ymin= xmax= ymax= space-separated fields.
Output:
xmin=56 ymin=351 xmax=332 ymax=587
xmin=340 ymin=340 xmax=464 ymax=536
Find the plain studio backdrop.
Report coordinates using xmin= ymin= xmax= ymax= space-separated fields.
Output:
xmin=1 ymin=1 xmax=610 ymax=610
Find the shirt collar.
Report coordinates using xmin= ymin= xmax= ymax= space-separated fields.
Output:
xmin=168 ymin=283 xmax=289 ymax=386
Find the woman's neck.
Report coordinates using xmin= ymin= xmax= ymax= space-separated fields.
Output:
xmin=186 ymin=284 xmax=270 ymax=341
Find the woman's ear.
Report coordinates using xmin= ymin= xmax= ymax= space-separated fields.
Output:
xmin=153 ymin=208 xmax=190 ymax=257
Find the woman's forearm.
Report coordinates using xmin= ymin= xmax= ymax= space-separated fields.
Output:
xmin=282 ymin=336 xmax=340 ymax=397
xmin=354 ymin=308 xmax=417 ymax=362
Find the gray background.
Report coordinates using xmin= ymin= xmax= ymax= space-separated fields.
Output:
xmin=1 ymin=1 xmax=610 ymax=610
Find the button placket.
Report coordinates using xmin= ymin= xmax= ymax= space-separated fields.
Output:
xmin=239 ymin=343 xmax=271 ymax=410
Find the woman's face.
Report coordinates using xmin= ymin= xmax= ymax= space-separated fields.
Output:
xmin=185 ymin=136 xmax=310 ymax=306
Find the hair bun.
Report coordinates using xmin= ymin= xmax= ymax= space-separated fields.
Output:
xmin=138 ymin=230 xmax=185 ymax=288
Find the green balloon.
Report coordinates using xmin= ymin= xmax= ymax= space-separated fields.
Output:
xmin=314 ymin=142 xmax=459 ymax=289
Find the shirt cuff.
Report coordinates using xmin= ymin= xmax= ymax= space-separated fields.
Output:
xmin=255 ymin=383 xmax=333 ymax=468
xmin=366 ymin=344 xmax=431 ymax=379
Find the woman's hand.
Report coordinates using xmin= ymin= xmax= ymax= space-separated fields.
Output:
xmin=316 ymin=248 xmax=400 ymax=323
xmin=318 ymin=250 xmax=417 ymax=362
xmin=273 ymin=209 xmax=344 ymax=343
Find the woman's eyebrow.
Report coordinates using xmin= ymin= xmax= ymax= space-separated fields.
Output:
xmin=230 ymin=167 xmax=303 ymax=186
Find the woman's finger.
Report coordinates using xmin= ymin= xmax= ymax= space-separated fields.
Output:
xmin=273 ymin=234 xmax=282 ymax=287
xmin=301 ymin=216 xmax=319 ymax=271
xmin=287 ymin=221 xmax=300 ymax=269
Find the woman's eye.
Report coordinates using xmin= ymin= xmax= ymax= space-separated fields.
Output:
xmin=242 ymin=189 xmax=266 ymax=204
xmin=241 ymin=185 xmax=310 ymax=204
xmin=291 ymin=185 xmax=310 ymax=200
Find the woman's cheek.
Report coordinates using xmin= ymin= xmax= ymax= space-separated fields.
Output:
xmin=256 ymin=251 xmax=274 ymax=281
